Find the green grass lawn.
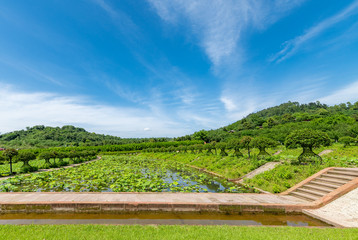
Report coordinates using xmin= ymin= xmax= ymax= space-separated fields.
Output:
xmin=0 ymin=225 xmax=357 ymax=240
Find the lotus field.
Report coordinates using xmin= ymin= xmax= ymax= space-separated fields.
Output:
xmin=0 ymin=155 xmax=253 ymax=193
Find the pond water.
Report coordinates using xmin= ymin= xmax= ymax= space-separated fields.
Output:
xmin=0 ymin=213 xmax=330 ymax=226
xmin=0 ymin=156 xmax=253 ymax=193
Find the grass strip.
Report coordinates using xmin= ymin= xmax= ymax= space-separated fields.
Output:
xmin=0 ymin=225 xmax=357 ymax=240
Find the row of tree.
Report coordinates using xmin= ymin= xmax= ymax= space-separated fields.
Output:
xmin=0 ymin=149 xmax=97 ymax=175
xmin=148 ymin=129 xmax=352 ymax=164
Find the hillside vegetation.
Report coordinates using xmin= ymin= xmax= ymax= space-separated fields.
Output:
xmin=176 ymin=101 xmax=358 ymax=143
xmin=0 ymin=125 xmax=169 ymax=148
xmin=1 ymin=101 xmax=358 ymax=148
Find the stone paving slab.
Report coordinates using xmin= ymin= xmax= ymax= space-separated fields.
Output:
xmin=0 ymin=192 xmax=312 ymax=214
xmin=0 ymin=192 xmax=307 ymax=205
xmin=304 ymin=188 xmax=358 ymax=228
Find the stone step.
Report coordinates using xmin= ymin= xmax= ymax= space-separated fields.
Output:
xmin=321 ymin=173 xmax=356 ymax=181
xmin=308 ymin=180 xmax=340 ymax=190
xmin=289 ymin=191 xmax=319 ymax=202
xmin=302 ymin=184 xmax=333 ymax=194
xmin=314 ymin=177 xmax=347 ymax=186
xmin=328 ymin=170 xmax=358 ymax=177
xmin=334 ymin=167 xmax=358 ymax=173
xmin=296 ymin=188 xmax=326 ymax=197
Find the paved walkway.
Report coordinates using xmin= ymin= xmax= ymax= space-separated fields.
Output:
xmin=304 ymin=188 xmax=358 ymax=227
xmin=0 ymin=192 xmax=306 ymax=204
xmin=318 ymin=149 xmax=333 ymax=156
xmin=237 ymin=162 xmax=281 ymax=184
xmin=0 ymin=192 xmax=310 ymax=214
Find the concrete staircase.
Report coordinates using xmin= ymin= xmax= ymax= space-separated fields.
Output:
xmin=288 ymin=168 xmax=358 ymax=202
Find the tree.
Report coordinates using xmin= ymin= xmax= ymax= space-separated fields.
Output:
xmin=3 ymin=148 xmax=18 ymax=175
xmin=339 ymin=136 xmax=357 ymax=147
xmin=251 ymin=137 xmax=278 ymax=157
xmin=240 ymin=136 xmax=253 ymax=159
xmin=38 ymin=151 xmax=55 ymax=168
xmin=194 ymin=144 xmax=204 ymax=153
xmin=0 ymin=154 xmax=5 ymax=165
xmin=216 ymin=142 xmax=227 ymax=156
xmin=227 ymin=139 xmax=243 ymax=157
xmin=204 ymin=143 xmax=214 ymax=154
xmin=15 ymin=151 xmax=37 ymax=172
xmin=285 ymin=129 xmax=331 ymax=164
xmin=192 ymin=130 xmax=209 ymax=142
xmin=56 ymin=151 xmax=68 ymax=166
xmin=210 ymin=141 xmax=217 ymax=154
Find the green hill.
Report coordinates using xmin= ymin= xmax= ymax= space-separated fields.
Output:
xmin=176 ymin=101 xmax=358 ymax=143
xmin=0 ymin=125 xmax=168 ymax=149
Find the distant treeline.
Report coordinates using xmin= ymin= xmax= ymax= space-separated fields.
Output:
xmin=0 ymin=125 xmax=170 ymax=148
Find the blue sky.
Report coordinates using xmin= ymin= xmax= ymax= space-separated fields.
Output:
xmin=1 ymin=0 xmax=358 ymax=137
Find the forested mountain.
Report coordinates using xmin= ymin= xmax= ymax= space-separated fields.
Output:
xmin=0 ymin=125 xmax=169 ymax=148
xmin=2 ymin=101 xmax=358 ymax=149
xmin=175 ymin=101 xmax=358 ymax=143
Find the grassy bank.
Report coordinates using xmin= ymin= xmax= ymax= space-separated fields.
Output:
xmin=139 ymin=152 xmax=277 ymax=179
xmin=0 ymin=225 xmax=357 ymax=240
xmin=139 ymin=144 xmax=358 ymax=193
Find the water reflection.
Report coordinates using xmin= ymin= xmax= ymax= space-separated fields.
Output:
xmin=0 ymin=213 xmax=331 ymax=226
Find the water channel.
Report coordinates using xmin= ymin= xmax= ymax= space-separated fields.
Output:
xmin=0 ymin=213 xmax=330 ymax=226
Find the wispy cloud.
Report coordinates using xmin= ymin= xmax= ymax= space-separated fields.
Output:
xmin=318 ymin=80 xmax=358 ymax=105
xmin=271 ymin=0 xmax=358 ymax=63
xmin=148 ymin=0 xmax=305 ymax=67
xmin=0 ymin=83 xmax=225 ymax=137
xmin=92 ymin=0 xmax=140 ymax=40
xmin=0 ymin=58 xmax=66 ymax=86
xmin=0 ymin=84 xmax=187 ymax=137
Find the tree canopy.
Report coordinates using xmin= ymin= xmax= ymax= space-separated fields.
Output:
xmin=285 ymin=129 xmax=331 ymax=164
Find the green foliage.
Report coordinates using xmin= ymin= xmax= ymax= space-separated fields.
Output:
xmin=142 ymin=152 xmax=274 ymax=180
xmin=246 ymin=151 xmax=358 ymax=193
xmin=15 ymin=151 xmax=37 ymax=173
xmin=216 ymin=142 xmax=228 ymax=156
xmin=227 ymin=139 xmax=243 ymax=157
xmin=175 ymin=101 xmax=358 ymax=144
xmin=240 ymin=136 xmax=253 ymax=158
xmin=192 ymin=130 xmax=209 ymax=142
xmin=2 ymin=148 xmax=18 ymax=174
xmin=339 ymin=136 xmax=357 ymax=147
xmin=0 ymin=125 xmax=171 ymax=148
xmin=2 ymin=148 xmax=18 ymax=160
xmin=285 ymin=129 xmax=330 ymax=164
xmin=0 ymin=155 xmax=253 ymax=193
xmin=251 ymin=137 xmax=278 ymax=157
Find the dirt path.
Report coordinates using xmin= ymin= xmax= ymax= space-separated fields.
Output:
xmin=236 ymin=162 xmax=281 ymax=185
xmin=318 ymin=149 xmax=333 ymax=156
xmin=273 ymin=150 xmax=282 ymax=155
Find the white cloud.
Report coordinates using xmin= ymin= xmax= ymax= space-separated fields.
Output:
xmin=0 ymin=84 xmax=187 ymax=137
xmin=318 ymin=80 xmax=358 ymax=105
xmin=148 ymin=0 xmax=306 ymax=67
xmin=271 ymin=0 xmax=358 ymax=63
xmin=220 ymin=96 xmax=237 ymax=112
